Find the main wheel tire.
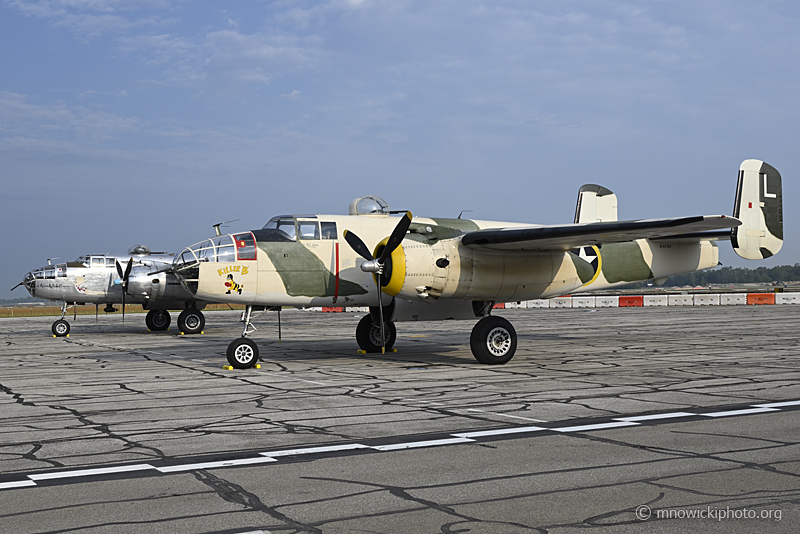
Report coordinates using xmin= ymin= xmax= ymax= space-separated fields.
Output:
xmin=178 ymin=309 xmax=205 ymax=334
xmin=226 ymin=338 xmax=259 ymax=369
xmin=52 ymin=319 xmax=70 ymax=337
xmin=145 ymin=310 xmax=171 ymax=331
xmin=355 ymin=315 xmax=397 ymax=353
xmin=470 ymin=316 xmax=517 ymax=364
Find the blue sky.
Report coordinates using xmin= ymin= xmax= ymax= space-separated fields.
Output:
xmin=2 ymin=0 xmax=798 ymax=298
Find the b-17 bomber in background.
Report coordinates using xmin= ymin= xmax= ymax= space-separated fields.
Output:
xmin=13 ymin=245 xmax=209 ymax=337
xmin=171 ymin=159 xmax=783 ymax=370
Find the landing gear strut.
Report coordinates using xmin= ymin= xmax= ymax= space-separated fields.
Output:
xmin=470 ymin=316 xmax=517 ymax=364
xmin=145 ymin=310 xmax=171 ymax=331
xmin=52 ymin=302 xmax=73 ymax=337
xmin=226 ymin=305 xmax=260 ymax=369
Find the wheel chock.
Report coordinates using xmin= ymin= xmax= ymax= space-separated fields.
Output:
xmin=357 ymin=350 xmax=367 ymax=354
xmin=180 ymin=332 xmax=184 ymax=336
xmin=255 ymin=364 xmax=261 ymax=369
xmin=390 ymin=348 xmax=397 ymax=352
xmin=223 ymin=365 xmax=233 ymax=370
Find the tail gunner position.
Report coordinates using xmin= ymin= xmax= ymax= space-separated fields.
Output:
xmin=171 ymin=160 xmax=783 ymax=369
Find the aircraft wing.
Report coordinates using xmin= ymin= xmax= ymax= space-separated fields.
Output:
xmin=460 ymin=215 xmax=740 ymax=252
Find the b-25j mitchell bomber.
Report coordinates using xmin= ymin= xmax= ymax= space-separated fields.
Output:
xmin=14 ymin=245 xmax=209 ymax=337
xmin=171 ymin=159 xmax=783 ymax=369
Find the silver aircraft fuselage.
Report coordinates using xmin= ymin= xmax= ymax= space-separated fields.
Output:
xmin=23 ymin=253 xmax=197 ymax=310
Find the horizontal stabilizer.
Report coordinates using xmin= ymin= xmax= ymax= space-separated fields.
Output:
xmin=732 ymin=159 xmax=783 ymax=259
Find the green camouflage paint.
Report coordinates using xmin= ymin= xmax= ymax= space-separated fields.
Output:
xmin=600 ymin=242 xmax=654 ymax=284
xmin=258 ymin=242 xmax=368 ymax=297
xmin=568 ymin=252 xmax=597 ymax=284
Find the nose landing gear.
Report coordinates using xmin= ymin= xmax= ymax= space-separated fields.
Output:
xmin=226 ymin=305 xmax=261 ymax=369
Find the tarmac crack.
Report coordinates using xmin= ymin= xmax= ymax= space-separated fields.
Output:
xmin=193 ymin=469 xmax=321 ymax=533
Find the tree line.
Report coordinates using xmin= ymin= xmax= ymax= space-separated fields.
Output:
xmin=664 ymin=264 xmax=800 ymax=286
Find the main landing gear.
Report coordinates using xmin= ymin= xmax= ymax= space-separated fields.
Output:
xmin=144 ymin=308 xmax=204 ymax=334
xmin=145 ymin=309 xmax=171 ymax=331
xmin=469 ymin=316 xmax=517 ymax=364
xmin=178 ymin=308 xmax=205 ymax=335
xmin=355 ymin=314 xmax=396 ymax=353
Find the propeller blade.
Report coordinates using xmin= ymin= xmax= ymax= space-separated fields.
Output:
xmin=377 ymin=286 xmax=386 ymax=355
xmin=377 ymin=211 xmax=412 ymax=264
xmin=343 ymin=229 xmax=374 ymax=261
xmin=123 ymin=257 xmax=134 ymax=282
xmin=115 ymin=260 xmax=124 ymax=280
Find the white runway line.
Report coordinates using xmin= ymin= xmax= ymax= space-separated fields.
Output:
xmin=156 ymin=457 xmax=277 ymax=473
xmin=553 ymin=421 xmax=640 ymax=432
xmin=371 ymin=437 xmax=475 ymax=451
xmin=615 ymin=412 xmax=696 ymax=422
xmin=0 ymin=480 xmax=37 ymax=489
xmin=701 ymin=407 xmax=780 ymax=418
xmin=29 ymin=464 xmax=156 ymax=480
xmin=752 ymin=400 xmax=800 ymax=408
xmin=453 ymin=426 xmax=546 ymax=438
xmin=261 ymin=444 xmax=370 ymax=457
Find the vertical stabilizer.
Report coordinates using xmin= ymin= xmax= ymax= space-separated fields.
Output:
xmin=574 ymin=184 xmax=618 ymax=223
xmin=732 ymin=159 xmax=783 ymax=259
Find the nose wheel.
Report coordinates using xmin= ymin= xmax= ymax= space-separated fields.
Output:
xmin=470 ymin=316 xmax=517 ymax=364
xmin=227 ymin=338 xmax=259 ymax=369
xmin=52 ymin=319 xmax=70 ymax=337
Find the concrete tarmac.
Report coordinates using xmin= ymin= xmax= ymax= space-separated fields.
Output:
xmin=1 ymin=306 xmax=799 ymax=533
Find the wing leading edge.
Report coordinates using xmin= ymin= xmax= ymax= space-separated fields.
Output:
xmin=460 ymin=215 xmax=740 ymax=252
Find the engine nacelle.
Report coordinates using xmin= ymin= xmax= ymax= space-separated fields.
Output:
xmin=382 ymin=238 xmax=593 ymax=303
xmin=127 ymin=267 xmax=198 ymax=309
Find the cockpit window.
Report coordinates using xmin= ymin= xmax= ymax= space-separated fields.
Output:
xmin=56 ymin=264 xmax=67 ymax=277
xmin=91 ymin=257 xmax=105 ymax=267
xmin=321 ymin=222 xmax=337 ymax=239
xmin=234 ymin=233 xmax=257 ymax=260
xmin=263 ymin=217 xmax=297 ymax=241
xmin=297 ymin=220 xmax=320 ymax=240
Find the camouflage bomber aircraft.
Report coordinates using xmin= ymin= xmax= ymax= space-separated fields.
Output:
xmin=15 ymin=245 xmax=208 ymax=337
xmin=171 ymin=159 xmax=783 ymax=369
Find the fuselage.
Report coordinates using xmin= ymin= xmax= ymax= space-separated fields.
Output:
xmin=23 ymin=252 xmax=200 ymax=310
xmin=173 ymin=213 xmax=719 ymax=310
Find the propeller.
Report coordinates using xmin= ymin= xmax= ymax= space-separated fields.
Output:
xmin=343 ymin=211 xmax=412 ymax=353
xmin=115 ymin=257 xmax=134 ymax=323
